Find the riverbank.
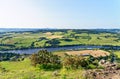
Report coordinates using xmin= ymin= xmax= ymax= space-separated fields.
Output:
xmin=0 ymin=44 xmax=120 ymax=54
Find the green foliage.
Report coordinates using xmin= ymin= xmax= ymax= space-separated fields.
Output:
xmin=114 ymin=51 xmax=120 ymax=58
xmin=38 ymin=63 xmax=62 ymax=70
xmin=30 ymin=53 xmax=39 ymax=66
xmin=30 ymin=50 xmax=61 ymax=70
xmin=45 ymin=38 xmax=60 ymax=47
xmin=113 ymin=51 xmax=120 ymax=63
xmin=109 ymin=52 xmax=117 ymax=63
xmin=92 ymin=59 xmax=99 ymax=66
xmin=87 ymin=64 xmax=96 ymax=69
xmin=0 ymin=52 xmax=27 ymax=61
xmin=97 ymin=65 xmax=104 ymax=69
xmin=62 ymin=54 xmax=89 ymax=69
xmin=62 ymin=54 xmax=107 ymax=69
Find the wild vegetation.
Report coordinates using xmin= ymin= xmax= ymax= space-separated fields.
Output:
xmin=0 ymin=52 xmax=28 ymax=61
xmin=30 ymin=50 xmax=61 ymax=70
xmin=0 ymin=49 xmax=120 ymax=79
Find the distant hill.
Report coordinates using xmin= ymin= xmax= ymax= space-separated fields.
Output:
xmin=0 ymin=28 xmax=120 ymax=33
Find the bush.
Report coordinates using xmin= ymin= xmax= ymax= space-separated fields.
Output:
xmin=45 ymin=39 xmax=60 ymax=47
xmin=0 ymin=52 xmax=27 ymax=61
xmin=92 ymin=59 xmax=99 ymax=66
xmin=62 ymin=54 xmax=89 ymax=69
xmin=87 ymin=64 xmax=96 ymax=69
xmin=38 ymin=63 xmax=62 ymax=70
xmin=30 ymin=50 xmax=61 ymax=70
xmin=97 ymin=65 xmax=104 ymax=69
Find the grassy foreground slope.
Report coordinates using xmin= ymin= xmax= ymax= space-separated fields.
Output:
xmin=0 ymin=50 xmax=120 ymax=79
xmin=0 ymin=58 xmax=85 ymax=79
xmin=115 ymin=51 xmax=120 ymax=58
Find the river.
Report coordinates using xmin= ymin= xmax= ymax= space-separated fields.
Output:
xmin=0 ymin=45 xmax=120 ymax=54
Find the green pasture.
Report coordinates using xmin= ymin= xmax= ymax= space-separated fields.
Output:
xmin=0 ymin=30 xmax=120 ymax=50
xmin=0 ymin=58 xmax=85 ymax=79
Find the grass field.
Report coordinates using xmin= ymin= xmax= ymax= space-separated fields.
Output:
xmin=0 ymin=30 xmax=120 ymax=50
xmin=114 ymin=51 xmax=120 ymax=58
xmin=0 ymin=49 xmax=120 ymax=79
xmin=0 ymin=58 xmax=85 ymax=79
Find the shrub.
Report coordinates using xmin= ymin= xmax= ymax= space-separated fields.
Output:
xmin=97 ymin=65 xmax=104 ymax=69
xmin=87 ymin=64 xmax=96 ymax=69
xmin=62 ymin=54 xmax=89 ymax=69
xmin=92 ymin=59 xmax=99 ymax=66
xmin=45 ymin=39 xmax=60 ymax=47
xmin=38 ymin=63 xmax=62 ymax=70
xmin=30 ymin=50 xmax=61 ymax=70
xmin=30 ymin=53 xmax=40 ymax=66
xmin=0 ymin=52 xmax=27 ymax=61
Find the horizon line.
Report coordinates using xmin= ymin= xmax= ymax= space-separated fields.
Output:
xmin=0 ymin=27 xmax=120 ymax=29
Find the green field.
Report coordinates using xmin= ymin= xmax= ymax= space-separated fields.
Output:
xmin=115 ymin=51 xmax=120 ymax=58
xmin=0 ymin=30 xmax=120 ymax=50
xmin=0 ymin=58 xmax=85 ymax=79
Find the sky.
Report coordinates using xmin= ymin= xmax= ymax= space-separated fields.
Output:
xmin=0 ymin=0 xmax=120 ymax=29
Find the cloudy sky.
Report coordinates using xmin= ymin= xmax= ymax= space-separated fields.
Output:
xmin=0 ymin=0 xmax=120 ymax=29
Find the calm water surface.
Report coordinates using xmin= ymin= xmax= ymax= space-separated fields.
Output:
xmin=0 ymin=45 xmax=119 ymax=54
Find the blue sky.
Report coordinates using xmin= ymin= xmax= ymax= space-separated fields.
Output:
xmin=0 ymin=0 xmax=119 ymax=29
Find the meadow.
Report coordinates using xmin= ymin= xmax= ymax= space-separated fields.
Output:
xmin=0 ymin=49 xmax=120 ymax=79
xmin=0 ymin=29 xmax=120 ymax=50
xmin=0 ymin=54 xmax=85 ymax=79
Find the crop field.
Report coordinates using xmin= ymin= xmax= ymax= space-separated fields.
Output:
xmin=66 ymin=50 xmax=110 ymax=57
xmin=0 ymin=29 xmax=120 ymax=50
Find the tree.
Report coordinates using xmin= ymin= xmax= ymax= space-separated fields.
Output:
xmin=30 ymin=50 xmax=61 ymax=70
xmin=62 ymin=54 xmax=89 ymax=69
xmin=45 ymin=39 xmax=60 ymax=47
